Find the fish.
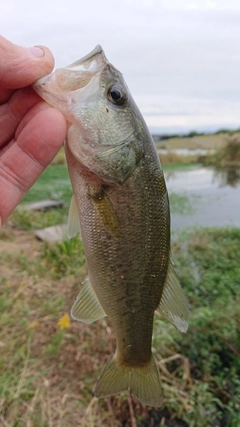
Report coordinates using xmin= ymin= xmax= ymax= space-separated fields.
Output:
xmin=33 ymin=46 xmax=188 ymax=407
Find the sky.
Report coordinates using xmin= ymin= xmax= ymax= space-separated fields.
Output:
xmin=1 ymin=0 xmax=240 ymax=134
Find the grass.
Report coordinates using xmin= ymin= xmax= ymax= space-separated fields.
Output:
xmin=10 ymin=164 xmax=72 ymax=231
xmin=202 ymin=133 xmax=240 ymax=168
xmin=21 ymin=164 xmax=72 ymax=204
xmin=159 ymin=152 xmax=200 ymax=165
xmin=170 ymin=228 xmax=240 ymax=426
xmin=1 ymin=226 xmax=239 ymax=426
xmin=1 ymin=161 xmax=240 ymax=426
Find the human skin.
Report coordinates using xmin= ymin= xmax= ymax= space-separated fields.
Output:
xmin=0 ymin=36 xmax=67 ymax=227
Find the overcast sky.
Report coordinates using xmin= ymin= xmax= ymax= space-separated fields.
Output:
xmin=1 ymin=0 xmax=240 ymax=133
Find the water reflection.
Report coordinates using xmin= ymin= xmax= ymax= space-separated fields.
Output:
xmin=165 ymin=166 xmax=240 ymax=229
xmin=213 ymin=167 xmax=240 ymax=188
xmin=165 ymin=166 xmax=240 ymax=191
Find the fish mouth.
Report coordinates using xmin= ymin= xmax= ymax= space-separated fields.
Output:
xmin=67 ymin=45 xmax=108 ymax=73
xmin=33 ymin=45 xmax=108 ymax=102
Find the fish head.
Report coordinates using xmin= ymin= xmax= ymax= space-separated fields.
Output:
xmin=33 ymin=46 xmax=145 ymax=183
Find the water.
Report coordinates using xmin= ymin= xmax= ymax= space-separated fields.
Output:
xmin=165 ymin=166 xmax=240 ymax=229
xmin=158 ymin=148 xmax=215 ymax=156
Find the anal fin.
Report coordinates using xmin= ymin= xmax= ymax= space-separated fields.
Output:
xmin=71 ymin=277 xmax=106 ymax=323
xmin=157 ymin=260 xmax=189 ymax=333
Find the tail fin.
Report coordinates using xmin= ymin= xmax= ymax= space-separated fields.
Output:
xmin=94 ymin=353 xmax=163 ymax=407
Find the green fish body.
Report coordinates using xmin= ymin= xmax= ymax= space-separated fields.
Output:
xmin=33 ymin=46 xmax=188 ymax=407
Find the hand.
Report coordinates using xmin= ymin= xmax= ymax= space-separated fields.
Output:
xmin=0 ymin=36 xmax=67 ymax=227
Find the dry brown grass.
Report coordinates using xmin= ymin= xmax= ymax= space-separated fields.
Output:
xmin=51 ymin=147 xmax=67 ymax=166
xmin=156 ymin=133 xmax=227 ymax=150
xmin=159 ymin=151 xmax=199 ymax=165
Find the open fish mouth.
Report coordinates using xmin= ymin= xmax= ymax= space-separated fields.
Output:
xmin=33 ymin=45 xmax=108 ymax=104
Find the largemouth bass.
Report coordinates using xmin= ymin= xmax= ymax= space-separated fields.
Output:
xmin=33 ymin=46 xmax=188 ymax=407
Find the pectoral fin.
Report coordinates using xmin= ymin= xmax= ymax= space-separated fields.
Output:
xmin=71 ymin=277 xmax=106 ymax=323
xmin=90 ymin=187 xmax=120 ymax=239
xmin=67 ymin=194 xmax=81 ymax=239
xmin=157 ymin=260 xmax=189 ymax=333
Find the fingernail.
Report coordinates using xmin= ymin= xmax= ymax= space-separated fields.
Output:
xmin=27 ymin=46 xmax=44 ymax=58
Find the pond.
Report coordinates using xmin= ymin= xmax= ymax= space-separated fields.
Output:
xmin=165 ymin=166 xmax=240 ymax=229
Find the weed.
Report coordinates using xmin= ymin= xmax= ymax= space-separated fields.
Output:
xmin=169 ymin=193 xmax=198 ymax=215
xmin=202 ymin=133 xmax=240 ymax=169
xmin=1 ymin=218 xmax=239 ymax=425
xmin=44 ymin=330 xmax=65 ymax=357
xmin=43 ymin=234 xmax=85 ymax=279
xmin=21 ymin=165 xmax=72 ymax=204
xmin=11 ymin=207 xmax=69 ymax=231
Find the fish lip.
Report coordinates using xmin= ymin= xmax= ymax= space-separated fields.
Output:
xmin=66 ymin=45 xmax=108 ymax=73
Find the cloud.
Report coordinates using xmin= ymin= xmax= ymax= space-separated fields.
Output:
xmin=162 ymin=0 xmax=240 ymax=9
xmin=1 ymin=0 xmax=240 ymax=132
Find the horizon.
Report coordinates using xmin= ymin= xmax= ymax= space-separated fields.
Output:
xmin=149 ymin=124 xmax=240 ymax=136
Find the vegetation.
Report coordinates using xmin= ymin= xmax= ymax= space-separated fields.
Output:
xmin=201 ymin=133 xmax=240 ymax=168
xmin=1 ymin=220 xmax=239 ymax=426
xmin=155 ymin=133 xmax=226 ymax=151
xmin=155 ymin=132 xmax=227 ymax=166
xmin=0 ymin=158 xmax=240 ymax=426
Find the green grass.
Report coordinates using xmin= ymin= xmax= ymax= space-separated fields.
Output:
xmin=22 ymin=165 xmax=72 ymax=204
xmin=162 ymin=163 xmax=201 ymax=171
xmin=167 ymin=228 xmax=240 ymax=426
xmin=1 ymin=224 xmax=239 ymax=426
xmin=1 ymin=161 xmax=240 ymax=426
xmin=11 ymin=164 xmax=72 ymax=230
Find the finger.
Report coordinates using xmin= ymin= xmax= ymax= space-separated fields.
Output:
xmin=0 ymin=88 xmax=14 ymax=105
xmin=15 ymin=99 xmax=52 ymax=140
xmin=0 ymin=107 xmax=67 ymax=225
xmin=0 ymin=36 xmax=54 ymax=93
xmin=0 ymin=87 xmax=41 ymax=147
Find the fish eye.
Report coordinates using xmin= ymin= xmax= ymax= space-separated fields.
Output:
xmin=107 ymin=85 xmax=126 ymax=106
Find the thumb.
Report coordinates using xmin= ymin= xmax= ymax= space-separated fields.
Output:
xmin=0 ymin=35 xmax=55 ymax=89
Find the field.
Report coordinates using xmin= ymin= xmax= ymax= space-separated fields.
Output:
xmin=0 ymin=160 xmax=240 ymax=427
